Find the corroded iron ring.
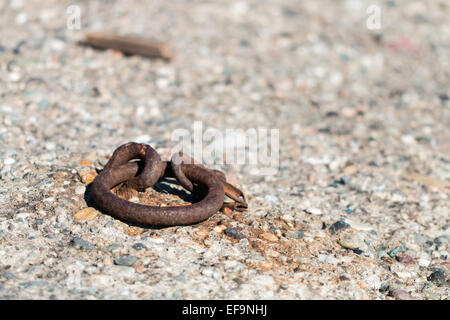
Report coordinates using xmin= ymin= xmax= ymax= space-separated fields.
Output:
xmin=90 ymin=142 xmax=247 ymax=226
xmin=91 ymin=161 xmax=225 ymax=226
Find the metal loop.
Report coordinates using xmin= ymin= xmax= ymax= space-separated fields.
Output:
xmin=91 ymin=143 xmax=247 ymax=226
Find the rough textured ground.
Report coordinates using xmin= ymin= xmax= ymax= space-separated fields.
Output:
xmin=0 ymin=0 xmax=449 ymax=299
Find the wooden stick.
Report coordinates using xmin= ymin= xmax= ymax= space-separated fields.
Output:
xmin=84 ymin=31 xmax=174 ymax=60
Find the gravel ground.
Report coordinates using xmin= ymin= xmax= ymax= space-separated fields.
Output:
xmin=0 ymin=0 xmax=449 ymax=300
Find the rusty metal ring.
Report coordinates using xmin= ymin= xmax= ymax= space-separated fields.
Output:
xmin=90 ymin=143 xmax=247 ymax=226
xmin=91 ymin=161 xmax=225 ymax=226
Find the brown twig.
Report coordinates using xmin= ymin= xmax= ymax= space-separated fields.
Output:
xmin=84 ymin=31 xmax=174 ymax=60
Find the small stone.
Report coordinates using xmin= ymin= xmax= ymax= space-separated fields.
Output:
xmin=105 ymin=243 xmax=121 ymax=251
xmin=396 ymin=253 xmax=415 ymax=265
xmin=132 ymin=243 xmax=148 ymax=251
xmin=4 ymin=158 xmax=15 ymax=165
xmin=434 ymin=235 xmax=450 ymax=246
xmin=2 ymin=272 xmax=16 ymax=280
xmin=305 ymin=208 xmax=322 ymax=216
xmin=389 ymin=289 xmax=414 ymax=300
xmin=213 ymin=225 xmax=227 ymax=233
xmin=339 ymin=275 xmax=350 ymax=281
xmin=259 ymin=232 xmax=278 ymax=242
xmin=401 ymin=135 xmax=416 ymax=145
xmin=109 ymin=266 xmax=135 ymax=278
xmin=19 ymin=281 xmax=48 ymax=288
xmin=341 ymin=107 xmax=357 ymax=118
xmin=285 ymin=230 xmax=302 ymax=240
xmin=129 ymin=197 xmax=140 ymax=203
xmin=379 ymin=283 xmax=390 ymax=292
xmin=44 ymin=142 xmax=56 ymax=151
xmin=339 ymin=174 xmax=351 ymax=185
xmin=78 ymin=170 xmax=97 ymax=184
xmin=37 ymin=100 xmax=50 ymax=110
xmin=114 ymin=255 xmax=137 ymax=267
xmin=258 ymin=261 xmax=274 ymax=270
xmin=74 ymin=186 xmax=86 ymax=195
xmin=295 ymin=257 xmax=308 ymax=264
xmin=280 ymin=214 xmax=294 ymax=223
xmin=329 ymin=221 xmax=351 ymax=233
xmin=195 ymin=227 xmax=210 ymax=240
xmin=71 ymin=237 xmax=95 ymax=250
xmin=135 ymin=266 xmax=144 ymax=273
xmin=264 ymin=195 xmax=278 ymax=204
xmin=8 ymin=72 xmax=22 ymax=82
xmin=418 ymin=257 xmax=431 ymax=267
xmin=224 ymin=227 xmax=244 ymax=239
xmin=15 ymin=12 xmax=28 ymax=24
xmin=389 ymin=246 xmax=407 ymax=257
xmin=343 ymin=165 xmax=358 ymax=175
xmin=73 ymin=207 xmax=99 ymax=221
xmin=221 ymin=207 xmax=232 ymax=215
xmin=267 ymin=250 xmax=280 ymax=258
xmin=427 ymin=269 xmax=446 ymax=286
xmin=337 ymin=231 xmax=365 ymax=250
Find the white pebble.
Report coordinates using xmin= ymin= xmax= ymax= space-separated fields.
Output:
xmin=9 ymin=72 xmax=22 ymax=82
xmin=4 ymin=158 xmax=15 ymax=165
xmin=75 ymin=186 xmax=86 ymax=195
xmin=148 ymin=237 xmax=165 ymax=244
xmin=401 ymin=135 xmax=416 ymax=145
xmin=45 ymin=142 xmax=56 ymax=150
xmin=15 ymin=12 xmax=27 ymax=24
xmin=418 ymin=258 xmax=430 ymax=267
xmin=305 ymin=207 xmax=323 ymax=216
xmin=264 ymin=195 xmax=278 ymax=204
xmin=129 ymin=197 xmax=140 ymax=203
xmin=11 ymin=0 xmax=24 ymax=10
xmin=230 ymin=2 xmax=249 ymax=15
xmin=49 ymin=39 xmax=65 ymax=51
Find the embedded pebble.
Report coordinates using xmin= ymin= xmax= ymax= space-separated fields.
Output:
xmin=337 ymin=231 xmax=366 ymax=251
xmin=2 ymin=272 xmax=16 ymax=280
xmin=77 ymin=170 xmax=98 ymax=184
xmin=74 ymin=186 xmax=86 ymax=195
xmin=305 ymin=208 xmax=323 ymax=216
xmin=71 ymin=237 xmax=95 ymax=250
xmin=114 ymin=255 xmax=137 ymax=267
xmin=330 ymin=221 xmax=351 ymax=233
xmin=132 ymin=243 xmax=148 ymax=251
xmin=396 ymin=254 xmax=415 ymax=265
xmin=213 ymin=225 xmax=227 ymax=233
xmin=20 ymin=281 xmax=48 ymax=289
xmin=285 ymin=230 xmax=303 ymax=240
xmin=427 ymin=269 xmax=446 ymax=286
xmin=259 ymin=232 xmax=278 ymax=242
xmin=224 ymin=227 xmax=244 ymax=239
xmin=389 ymin=289 xmax=415 ymax=300
xmin=73 ymin=207 xmax=99 ymax=221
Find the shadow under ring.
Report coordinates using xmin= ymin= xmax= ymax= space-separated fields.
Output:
xmin=91 ymin=162 xmax=225 ymax=226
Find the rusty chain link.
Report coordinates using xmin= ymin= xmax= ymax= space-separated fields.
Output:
xmin=91 ymin=142 xmax=247 ymax=226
